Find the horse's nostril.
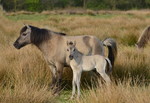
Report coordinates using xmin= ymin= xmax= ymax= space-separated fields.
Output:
xmin=14 ymin=41 xmax=19 ymax=45
xmin=16 ymin=41 xmax=19 ymax=44
xmin=13 ymin=41 xmax=19 ymax=48
xmin=13 ymin=42 xmax=17 ymax=46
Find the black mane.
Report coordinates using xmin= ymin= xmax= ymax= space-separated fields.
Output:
xmin=30 ymin=26 xmax=50 ymax=46
xmin=53 ymin=31 xmax=66 ymax=36
xmin=20 ymin=25 xmax=66 ymax=46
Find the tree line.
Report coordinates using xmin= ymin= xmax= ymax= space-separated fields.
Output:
xmin=0 ymin=0 xmax=150 ymax=12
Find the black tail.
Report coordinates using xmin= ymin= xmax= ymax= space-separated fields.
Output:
xmin=103 ymin=38 xmax=117 ymax=69
xmin=105 ymin=58 xmax=112 ymax=73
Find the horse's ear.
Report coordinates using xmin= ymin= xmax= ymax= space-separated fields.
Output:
xmin=25 ymin=24 xmax=31 ymax=30
xmin=135 ymin=43 xmax=138 ymax=48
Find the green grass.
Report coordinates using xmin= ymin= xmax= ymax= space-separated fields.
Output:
xmin=6 ymin=14 xmax=49 ymax=21
xmin=56 ymin=90 xmax=72 ymax=103
xmin=5 ymin=13 xmax=120 ymax=21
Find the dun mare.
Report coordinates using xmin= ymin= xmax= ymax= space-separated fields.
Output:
xmin=67 ymin=41 xmax=112 ymax=99
xmin=13 ymin=25 xmax=117 ymax=92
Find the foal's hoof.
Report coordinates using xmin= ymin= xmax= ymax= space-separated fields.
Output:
xmin=70 ymin=96 xmax=75 ymax=100
xmin=77 ymin=96 xmax=80 ymax=100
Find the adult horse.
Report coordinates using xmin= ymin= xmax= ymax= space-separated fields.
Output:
xmin=136 ymin=25 xmax=150 ymax=48
xmin=13 ymin=25 xmax=117 ymax=92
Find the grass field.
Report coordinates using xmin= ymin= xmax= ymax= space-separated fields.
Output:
xmin=0 ymin=9 xmax=150 ymax=103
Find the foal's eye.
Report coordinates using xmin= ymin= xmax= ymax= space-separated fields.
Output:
xmin=67 ymin=49 xmax=69 ymax=51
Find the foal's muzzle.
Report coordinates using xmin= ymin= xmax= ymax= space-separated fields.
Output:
xmin=69 ymin=55 xmax=73 ymax=60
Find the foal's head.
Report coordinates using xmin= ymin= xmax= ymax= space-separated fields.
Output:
xmin=67 ymin=41 xmax=76 ymax=60
xmin=14 ymin=25 xmax=32 ymax=49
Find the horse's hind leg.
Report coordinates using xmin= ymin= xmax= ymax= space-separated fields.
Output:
xmin=96 ymin=64 xmax=111 ymax=86
xmin=99 ymin=72 xmax=111 ymax=86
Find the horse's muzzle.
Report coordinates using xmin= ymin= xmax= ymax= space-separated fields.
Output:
xmin=69 ymin=55 xmax=73 ymax=60
xmin=13 ymin=41 xmax=24 ymax=49
xmin=13 ymin=41 xmax=20 ymax=49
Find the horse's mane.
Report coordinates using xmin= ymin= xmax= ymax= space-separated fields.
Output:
xmin=20 ymin=25 xmax=66 ymax=46
xmin=136 ymin=26 xmax=150 ymax=48
xmin=53 ymin=31 xmax=66 ymax=36
xmin=29 ymin=25 xmax=50 ymax=46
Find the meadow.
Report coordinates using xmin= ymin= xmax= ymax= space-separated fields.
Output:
xmin=0 ymin=9 xmax=150 ymax=103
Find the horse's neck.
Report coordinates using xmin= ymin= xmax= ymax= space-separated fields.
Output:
xmin=37 ymin=40 xmax=51 ymax=56
xmin=37 ymin=34 xmax=64 ymax=58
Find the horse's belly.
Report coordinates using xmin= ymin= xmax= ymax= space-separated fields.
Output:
xmin=82 ymin=63 xmax=95 ymax=71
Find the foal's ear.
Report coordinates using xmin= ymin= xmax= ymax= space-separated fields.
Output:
xmin=74 ymin=41 xmax=76 ymax=46
xmin=67 ymin=41 xmax=69 ymax=46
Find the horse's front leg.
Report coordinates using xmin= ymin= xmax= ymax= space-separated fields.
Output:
xmin=55 ymin=63 xmax=64 ymax=93
xmin=71 ymin=69 xmax=77 ymax=99
xmin=48 ymin=65 xmax=57 ymax=89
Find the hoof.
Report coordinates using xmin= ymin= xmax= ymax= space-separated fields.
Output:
xmin=52 ymin=87 xmax=62 ymax=95
xmin=70 ymin=96 xmax=75 ymax=100
xmin=49 ymin=83 xmax=55 ymax=90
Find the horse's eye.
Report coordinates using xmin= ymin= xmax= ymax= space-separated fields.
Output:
xmin=23 ymin=33 xmax=27 ymax=36
xmin=73 ymin=49 xmax=75 ymax=51
xmin=67 ymin=49 xmax=69 ymax=51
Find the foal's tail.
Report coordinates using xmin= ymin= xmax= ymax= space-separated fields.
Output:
xmin=103 ymin=38 xmax=117 ymax=69
xmin=105 ymin=58 xmax=112 ymax=73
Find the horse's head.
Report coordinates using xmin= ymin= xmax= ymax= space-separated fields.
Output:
xmin=13 ymin=25 xmax=32 ymax=49
xmin=135 ymin=42 xmax=144 ymax=49
xmin=67 ymin=41 xmax=76 ymax=60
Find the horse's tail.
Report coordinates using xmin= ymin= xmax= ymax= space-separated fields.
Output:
xmin=103 ymin=38 xmax=117 ymax=69
xmin=105 ymin=58 xmax=112 ymax=73
xmin=136 ymin=26 xmax=150 ymax=48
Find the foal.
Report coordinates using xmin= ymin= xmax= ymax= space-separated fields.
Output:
xmin=67 ymin=41 xmax=112 ymax=99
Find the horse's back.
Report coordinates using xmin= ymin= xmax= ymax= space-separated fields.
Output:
xmin=65 ymin=35 xmax=104 ymax=55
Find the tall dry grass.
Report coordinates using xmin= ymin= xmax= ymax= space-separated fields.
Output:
xmin=0 ymin=11 xmax=55 ymax=103
xmin=78 ymin=80 xmax=150 ymax=103
xmin=0 ymin=9 xmax=150 ymax=103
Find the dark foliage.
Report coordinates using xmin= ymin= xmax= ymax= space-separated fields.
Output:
xmin=0 ymin=0 xmax=150 ymax=12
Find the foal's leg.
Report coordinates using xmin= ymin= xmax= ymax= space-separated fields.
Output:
xmin=99 ymin=71 xmax=111 ymax=86
xmin=96 ymin=62 xmax=111 ymax=86
xmin=76 ymin=70 xmax=82 ymax=99
xmin=71 ymin=70 xmax=77 ymax=99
